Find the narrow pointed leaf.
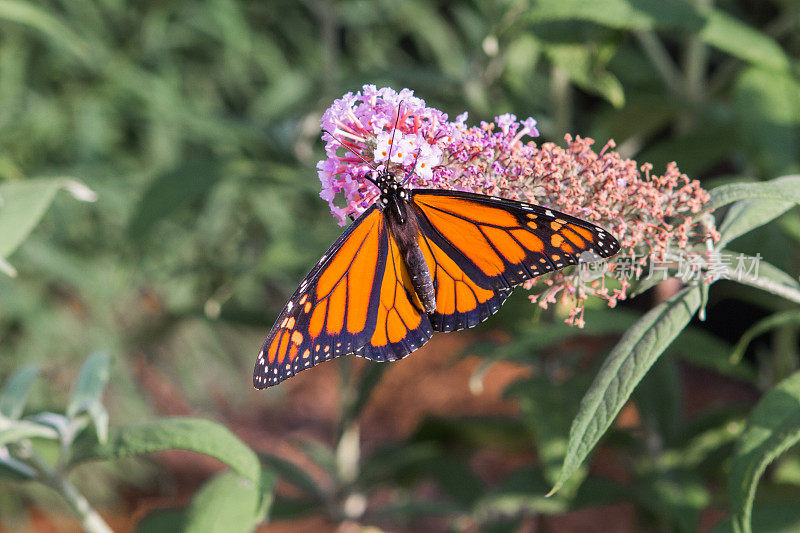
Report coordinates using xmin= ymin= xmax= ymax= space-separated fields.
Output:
xmin=184 ymin=471 xmax=261 ymax=533
xmin=0 ymin=419 xmax=60 ymax=445
xmin=259 ymin=454 xmax=326 ymax=501
xmin=551 ymin=284 xmax=702 ymax=494
xmin=729 ymin=371 xmax=800 ymax=533
xmin=127 ymin=159 xmax=222 ymax=239
xmin=67 ymin=352 xmax=111 ymax=444
xmin=717 ymin=182 xmax=800 ymax=248
xmin=0 ymin=365 xmax=39 ymax=419
xmin=703 ymin=175 xmax=800 ymax=214
xmin=0 ymin=452 xmax=36 ymax=480
xmin=0 ymin=178 xmax=95 ymax=261
xmin=700 ymin=10 xmax=789 ymax=71
xmin=0 ymin=0 xmax=91 ymax=61
xmin=731 ymin=311 xmax=800 ymax=364
xmin=68 ymin=417 xmax=260 ymax=484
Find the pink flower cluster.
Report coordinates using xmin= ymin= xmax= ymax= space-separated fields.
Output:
xmin=318 ymin=85 xmax=716 ymax=326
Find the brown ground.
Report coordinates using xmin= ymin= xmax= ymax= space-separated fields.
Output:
xmin=10 ymin=330 xmax=758 ymax=533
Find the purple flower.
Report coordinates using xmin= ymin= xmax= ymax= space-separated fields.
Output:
xmin=520 ymin=117 xmax=539 ymax=138
xmin=315 ymin=85 xmax=716 ymax=325
xmin=496 ymin=113 xmax=517 ymax=134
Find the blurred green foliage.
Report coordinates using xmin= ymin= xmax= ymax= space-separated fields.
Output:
xmin=2 ymin=0 xmax=800 ymax=531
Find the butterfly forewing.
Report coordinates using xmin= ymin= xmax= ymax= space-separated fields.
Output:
xmin=411 ymin=189 xmax=620 ymax=289
xmin=254 ymin=206 xmax=387 ymax=388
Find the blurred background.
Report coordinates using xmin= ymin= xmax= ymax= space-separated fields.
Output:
xmin=1 ymin=0 xmax=799 ymax=531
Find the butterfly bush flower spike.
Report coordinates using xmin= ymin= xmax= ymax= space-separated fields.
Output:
xmin=318 ymin=85 xmax=717 ymax=326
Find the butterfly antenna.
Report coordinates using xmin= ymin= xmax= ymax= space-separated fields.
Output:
xmin=385 ymin=100 xmax=405 ymax=169
xmin=401 ymin=144 xmax=423 ymax=186
xmin=322 ymin=128 xmax=379 ymax=186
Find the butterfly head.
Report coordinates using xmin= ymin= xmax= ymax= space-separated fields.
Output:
xmin=367 ymin=169 xmax=410 ymax=226
xmin=372 ymin=169 xmax=409 ymax=206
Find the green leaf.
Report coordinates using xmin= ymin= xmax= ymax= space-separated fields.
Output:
xmin=474 ymin=467 xmax=626 ymax=518
xmin=26 ymin=412 xmax=70 ymax=439
xmin=719 ymin=251 xmax=800 ymax=290
xmin=657 ymin=411 xmax=745 ymax=472
xmin=550 ymin=284 xmax=702 ymax=495
xmin=700 ymin=11 xmax=790 ymax=72
xmin=69 ymin=417 xmax=260 ymax=484
xmin=259 ymin=454 xmax=326 ymax=501
xmin=358 ymin=442 xmax=440 ymax=489
xmin=476 ymin=308 xmax=637 ymax=363
xmin=0 ymin=419 xmax=60 ymax=445
xmin=299 ymin=439 xmax=337 ymax=477
xmin=67 ymin=352 xmax=111 ymax=444
xmin=704 ymin=175 xmax=800 ymax=214
xmin=734 ymin=69 xmax=800 ymax=175
xmin=719 ymin=199 xmax=794 ymax=248
xmin=638 ymin=120 xmax=737 ymax=177
xmin=0 ymin=454 xmax=36 ymax=481
xmin=545 ymin=44 xmax=625 ymax=107
xmin=713 ymin=250 xmax=800 ymax=306
xmin=711 ymin=504 xmax=800 ymax=533
xmin=526 ymin=0 xmax=700 ymax=31
xmin=395 ymin=0 xmax=464 ymax=77
xmin=527 ymin=0 xmax=789 ymax=70
xmin=731 ymin=310 xmax=800 ymax=364
xmin=269 ymin=497 xmax=319 ymax=521
xmin=369 ymin=499 xmax=463 ymax=521
xmin=0 ymin=178 xmax=96 ymax=262
xmin=255 ymin=468 xmax=278 ymax=523
xmin=0 ymin=0 xmax=91 ymax=62
xmin=133 ymin=507 xmax=187 ymax=533
xmin=729 ymin=371 xmax=800 ymax=533
xmin=127 ymin=159 xmax=223 ymax=239
xmin=0 ymin=365 xmax=39 ymax=419
xmin=713 ymin=177 xmax=800 ymax=248
xmin=474 ymin=467 xmax=565 ymax=517
xmin=184 ymin=471 xmax=267 ymax=533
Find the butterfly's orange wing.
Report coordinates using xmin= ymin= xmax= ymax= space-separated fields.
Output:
xmin=253 ymin=206 xmax=432 ymax=388
xmin=357 ymin=225 xmax=433 ymax=362
xmin=254 ymin=206 xmax=383 ymax=388
xmin=410 ymin=189 xmax=619 ymax=331
xmin=255 ymin=188 xmax=619 ymax=387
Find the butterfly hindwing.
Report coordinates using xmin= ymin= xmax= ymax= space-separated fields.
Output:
xmin=411 ymin=189 xmax=620 ymax=288
xmin=357 ymin=226 xmax=434 ymax=362
xmin=254 ymin=206 xmax=436 ymax=387
xmin=254 ymin=206 xmax=387 ymax=388
xmin=412 ymin=211 xmax=513 ymax=332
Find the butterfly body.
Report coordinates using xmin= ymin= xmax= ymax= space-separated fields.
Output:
xmin=254 ymin=169 xmax=620 ymax=389
xmin=377 ymin=171 xmax=437 ymax=314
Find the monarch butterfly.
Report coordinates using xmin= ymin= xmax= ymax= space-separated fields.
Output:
xmin=253 ymin=129 xmax=620 ymax=389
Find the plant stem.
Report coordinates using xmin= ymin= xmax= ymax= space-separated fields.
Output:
xmin=18 ymin=445 xmax=113 ymax=533
xmin=550 ymin=64 xmax=572 ymax=138
xmin=334 ymin=357 xmax=366 ymax=521
xmin=634 ymin=31 xmax=683 ymax=96
xmin=679 ymin=2 xmax=710 ymax=133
